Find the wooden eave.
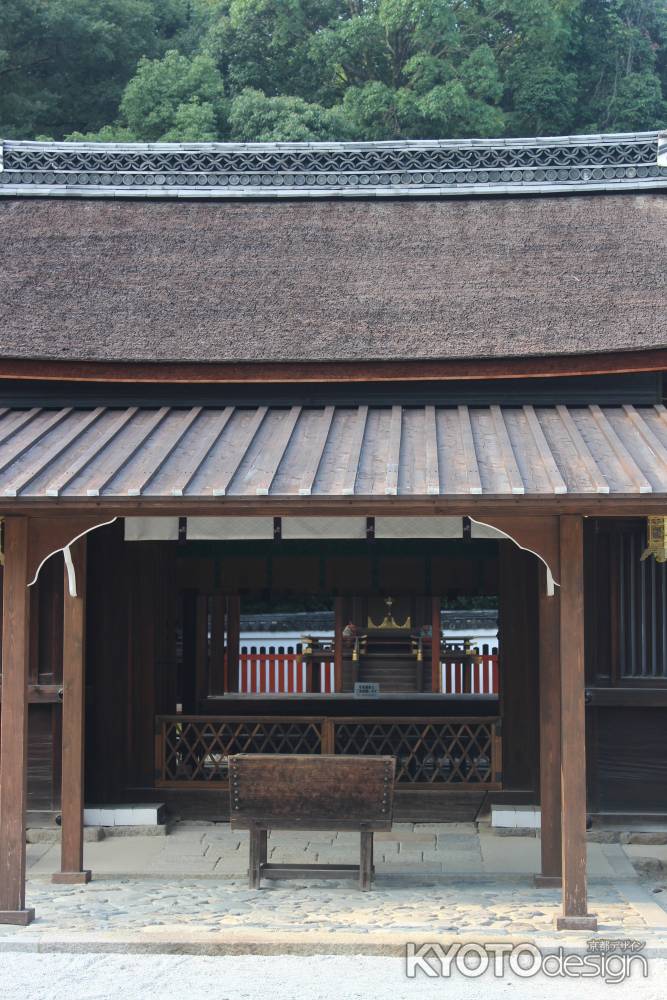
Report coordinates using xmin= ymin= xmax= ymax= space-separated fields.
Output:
xmin=0 ymin=403 xmax=663 ymax=518
xmin=0 ymin=349 xmax=665 ymax=385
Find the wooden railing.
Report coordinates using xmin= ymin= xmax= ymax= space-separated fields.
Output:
xmin=155 ymin=715 xmax=502 ymax=788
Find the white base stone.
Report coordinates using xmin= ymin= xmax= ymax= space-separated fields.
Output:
xmin=84 ymin=804 xmax=166 ymax=827
xmin=491 ymin=805 xmax=541 ymax=829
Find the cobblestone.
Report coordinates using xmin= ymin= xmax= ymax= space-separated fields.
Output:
xmin=7 ymin=820 xmax=665 ymax=953
xmin=0 ymin=875 xmax=649 ymax=950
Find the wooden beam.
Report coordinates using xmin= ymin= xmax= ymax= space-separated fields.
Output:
xmin=3 ymin=496 xmax=667 ymax=518
xmin=535 ymin=564 xmax=562 ymax=887
xmin=0 ymin=684 xmax=63 ymax=704
xmin=0 ymin=347 xmax=664 ymax=384
xmin=0 ymin=516 xmax=35 ymax=924
xmin=53 ymin=537 xmax=90 ymax=885
xmin=431 ymin=597 xmax=441 ymax=693
xmin=556 ymin=515 xmax=597 ymax=930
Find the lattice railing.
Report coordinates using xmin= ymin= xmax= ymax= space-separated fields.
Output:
xmin=155 ymin=715 xmax=501 ymax=787
xmin=334 ymin=719 xmax=500 ymax=784
xmin=157 ymin=717 xmax=323 ymax=782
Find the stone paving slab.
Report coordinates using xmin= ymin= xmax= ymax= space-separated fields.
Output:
xmin=26 ymin=823 xmax=642 ymax=881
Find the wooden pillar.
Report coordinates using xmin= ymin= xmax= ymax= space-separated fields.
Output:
xmin=0 ymin=516 xmax=35 ymax=924
xmin=195 ymin=593 xmax=208 ymax=704
xmin=209 ymin=595 xmax=226 ymax=697
xmin=53 ymin=538 xmax=90 ymax=885
xmin=333 ymin=597 xmax=344 ymax=693
xmin=556 ymin=515 xmax=597 ymax=930
xmin=226 ymin=596 xmax=240 ymax=693
xmin=535 ymin=563 xmax=562 ymax=887
xmin=431 ymin=596 xmax=441 ymax=692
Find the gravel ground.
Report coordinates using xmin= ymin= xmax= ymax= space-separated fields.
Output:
xmin=2 ymin=953 xmax=666 ymax=1000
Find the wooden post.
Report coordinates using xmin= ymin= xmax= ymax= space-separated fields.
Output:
xmin=556 ymin=515 xmax=597 ymax=930
xmin=226 ymin=596 xmax=240 ymax=693
xmin=209 ymin=594 xmax=226 ymax=697
xmin=334 ymin=597 xmax=344 ymax=693
xmin=248 ymin=827 xmax=262 ymax=889
xmin=359 ymin=831 xmax=373 ymax=891
xmin=53 ymin=538 xmax=90 ymax=885
xmin=431 ymin=596 xmax=441 ymax=692
xmin=195 ymin=593 xmax=208 ymax=703
xmin=0 ymin=516 xmax=35 ymax=924
xmin=321 ymin=717 xmax=335 ymax=755
xmin=535 ymin=562 xmax=562 ymax=887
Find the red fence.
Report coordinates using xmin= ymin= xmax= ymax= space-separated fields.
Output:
xmin=440 ymin=649 xmax=499 ymax=695
xmin=236 ymin=649 xmax=499 ymax=696
xmin=238 ymin=654 xmax=335 ymax=694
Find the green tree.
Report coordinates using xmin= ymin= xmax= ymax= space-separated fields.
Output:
xmin=0 ymin=0 xmax=194 ymax=138
xmin=228 ymin=87 xmax=353 ymax=140
xmin=2 ymin=0 xmax=666 ymax=143
xmin=206 ymin=0 xmax=338 ymax=98
xmin=572 ymin=0 xmax=667 ymax=131
xmin=119 ymin=50 xmax=226 ymax=140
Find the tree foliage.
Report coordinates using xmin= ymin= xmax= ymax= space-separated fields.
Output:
xmin=1 ymin=0 xmax=665 ymax=141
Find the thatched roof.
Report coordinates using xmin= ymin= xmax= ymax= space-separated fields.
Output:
xmin=0 ymin=192 xmax=664 ymax=364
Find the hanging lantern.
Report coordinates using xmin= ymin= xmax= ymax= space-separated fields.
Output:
xmin=641 ymin=517 xmax=667 ymax=563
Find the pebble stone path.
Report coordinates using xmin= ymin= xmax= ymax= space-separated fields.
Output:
xmin=4 ymin=821 xmax=666 ymax=951
xmin=15 ymin=876 xmax=641 ymax=939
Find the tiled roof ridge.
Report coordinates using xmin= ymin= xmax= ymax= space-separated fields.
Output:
xmin=1 ymin=131 xmax=665 ymax=199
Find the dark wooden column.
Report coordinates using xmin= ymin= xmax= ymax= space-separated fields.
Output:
xmin=535 ymin=562 xmax=562 ymax=887
xmin=209 ymin=595 xmax=226 ymax=697
xmin=53 ymin=538 xmax=90 ymax=885
xmin=333 ymin=597 xmax=344 ymax=692
xmin=226 ymin=596 xmax=240 ymax=693
xmin=556 ymin=515 xmax=597 ymax=930
xmin=0 ymin=516 xmax=35 ymax=924
xmin=431 ymin=596 xmax=441 ymax=692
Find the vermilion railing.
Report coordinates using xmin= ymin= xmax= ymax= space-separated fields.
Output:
xmin=440 ymin=653 xmax=499 ymax=695
xmin=238 ymin=654 xmax=335 ymax=694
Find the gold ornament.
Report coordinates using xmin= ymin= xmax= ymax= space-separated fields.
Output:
xmin=641 ymin=517 xmax=667 ymax=563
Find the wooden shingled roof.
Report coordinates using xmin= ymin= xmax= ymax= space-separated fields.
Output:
xmin=0 ymin=404 xmax=665 ymax=500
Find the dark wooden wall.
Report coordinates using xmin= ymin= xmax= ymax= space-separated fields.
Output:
xmin=85 ymin=521 xmax=177 ymax=803
xmin=497 ymin=542 xmax=540 ymax=794
xmin=585 ymin=519 xmax=667 ymax=816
